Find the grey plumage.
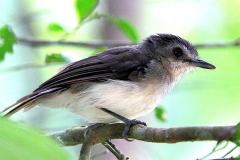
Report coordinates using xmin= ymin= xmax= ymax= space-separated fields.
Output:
xmin=2 ymin=34 xmax=215 ymax=122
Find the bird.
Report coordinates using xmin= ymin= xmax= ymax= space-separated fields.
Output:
xmin=1 ymin=34 xmax=215 ymax=138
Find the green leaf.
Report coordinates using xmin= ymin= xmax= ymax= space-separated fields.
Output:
xmin=0 ymin=118 xmax=71 ymax=160
xmin=232 ymin=122 xmax=240 ymax=146
xmin=74 ymin=0 xmax=99 ymax=23
xmin=48 ymin=23 xmax=66 ymax=33
xmin=45 ymin=53 xmax=70 ymax=63
xmin=106 ymin=17 xmax=140 ymax=43
xmin=154 ymin=106 xmax=167 ymax=122
xmin=0 ymin=25 xmax=16 ymax=61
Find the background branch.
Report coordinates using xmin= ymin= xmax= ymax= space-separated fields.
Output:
xmin=17 ymin=37 xmax=240 ymax=49
xmin=17 ymin=38 xmax=131 ymax=49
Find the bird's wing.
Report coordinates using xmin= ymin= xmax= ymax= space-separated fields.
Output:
xmin=34 ymin=46 xmax=150 ymax=92
xmin=2 ymin=46 xmax=150 ymax=116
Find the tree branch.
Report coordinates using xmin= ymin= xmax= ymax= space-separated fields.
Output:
xmin=79 ymin=136 xmax=95 ymax=160
xmin=101 ymin=140 xmax=127 ymax=160
xmin=17 ymin=37 xmax=240 ymax=49
xmin=194 ymin=38 xmax=240 ymax=49
xmin=48 ymin=124 xmax=237 ymax=145
xmin=48 ymin=123 xmax=239 ymax=159
xmin=17 ymin=38 xmax=131 ymax=49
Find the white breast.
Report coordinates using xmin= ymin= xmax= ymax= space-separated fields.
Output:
xmin=39 ymin=78 xmax=174 ymax=123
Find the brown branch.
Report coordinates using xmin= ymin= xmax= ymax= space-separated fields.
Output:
xmin=17 ymin=38 xmax=131 ymax=49
xmin=17 ymin=37 xmax=240 ymax=49
xmin=48 ymin=123 xmax=239 ymax=160
xmin=79 ymin=137 xmax=95 ymax=160
xmin=194 ymin=39 xmax=240 ymax=49
xmin=48 ymin=124 xmax=237 ymax=145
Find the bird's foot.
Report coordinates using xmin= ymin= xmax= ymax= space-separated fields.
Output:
xmin=100 ymin=108 xmax=147 ymax=141
xmin=122 ymin=119 xmax=147 ymax=141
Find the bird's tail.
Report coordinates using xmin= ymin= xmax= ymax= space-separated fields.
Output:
xmin=1 ymin=87 xmax=66 ymax=117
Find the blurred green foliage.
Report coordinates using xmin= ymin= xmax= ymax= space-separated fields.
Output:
xmin=48 ymin=23 xmax=66 ymax=33
xmin=74 ymin=0 xmax=99 ymax=23
xmin=232 ymin=122 xmax=240 ymax=146
xmin=105 ymin=16 xmax=140 ymax=43
xmin=0 ymin=117 xmax=71 ymax=160
xmin=154 ymin=106 xmax=166 ymax=122
xmin=0 ymin=25 xmax=16 ymax=61
xmin=45 ymin=53 xmax=71 ymax=63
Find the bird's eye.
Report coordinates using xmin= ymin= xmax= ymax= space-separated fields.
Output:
xmin=172 ymin=47 xmax=183 ymax=57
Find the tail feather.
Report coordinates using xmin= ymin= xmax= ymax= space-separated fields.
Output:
xmin=1 ymin=87 xmax=67 ymax=117
xmin=2 ymin=94 xmax=42 ymax=117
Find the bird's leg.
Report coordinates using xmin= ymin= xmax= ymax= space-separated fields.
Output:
xmin=100 ymin=108 xmax=147 ymax=141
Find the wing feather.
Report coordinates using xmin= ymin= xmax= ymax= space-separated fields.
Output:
xmin=34 ymin=46 xmax=150 ymax=92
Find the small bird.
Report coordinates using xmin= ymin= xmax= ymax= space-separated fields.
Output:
xmin=2 ymin=34 xmax=215 ymax=138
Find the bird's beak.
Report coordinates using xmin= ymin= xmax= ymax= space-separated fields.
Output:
xmin=192 ymin=59 xmax=216 ymax=69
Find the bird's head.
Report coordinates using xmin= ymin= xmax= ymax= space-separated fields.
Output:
xmin=143 ymin=34 xmax=215 ymax=79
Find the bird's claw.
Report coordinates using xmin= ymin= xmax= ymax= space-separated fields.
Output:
xmin=122 ymin=119 xmax=147 ymax=141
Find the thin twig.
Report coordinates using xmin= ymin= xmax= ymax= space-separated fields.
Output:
xmin=0 ymin=63 xmax=67 ymax=73
xmin=199 ymin=141 xmax=229 ymax=160
xmin=221 ymin=145 xmax=238 ymax=158
xmin=194 ymin=38 xmax=240 ymax=48
xmin=102 ymin=140 xmax=128 ymax=160
xmin=16 ymin=37 xmax=240 ymax=49
xmin=17 ymin=38 xmax=131 ymax=49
